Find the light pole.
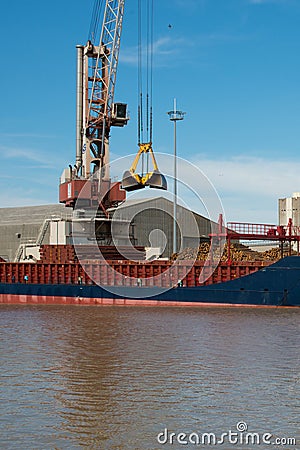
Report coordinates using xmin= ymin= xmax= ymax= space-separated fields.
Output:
xmin=167 ymin=99 xmax=185 ymax=255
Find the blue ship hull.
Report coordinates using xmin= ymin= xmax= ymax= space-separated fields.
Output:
xmin=1 ymin=257 xmax=300 ymax=307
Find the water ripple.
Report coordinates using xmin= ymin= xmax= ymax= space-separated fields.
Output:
xmin=0 ymin=305 xmax=299 ymax=449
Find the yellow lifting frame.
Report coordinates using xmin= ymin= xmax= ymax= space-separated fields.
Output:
xmin=128 ymin=142 xmax=159 ymax=185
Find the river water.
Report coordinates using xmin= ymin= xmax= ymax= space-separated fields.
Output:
xmin=0 ymin=305 xmax=299 ymax=449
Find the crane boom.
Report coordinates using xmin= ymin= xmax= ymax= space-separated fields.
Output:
xmin=60 ymin=0 xmax=128 ymax=209
xmin=88 ymin=0 xmax=125 ymax=129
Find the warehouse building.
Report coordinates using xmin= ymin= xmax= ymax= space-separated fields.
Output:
xmin=110 ymin=197 xmax=214 ymax=258
xmin=0 ymin=197 xmax=217 ymax=262
xmin=0 ymin=204 xmax=70 ymax=262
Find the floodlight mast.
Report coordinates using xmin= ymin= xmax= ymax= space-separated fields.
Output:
xmin=168 ymin=99 xmax=185 ymax=255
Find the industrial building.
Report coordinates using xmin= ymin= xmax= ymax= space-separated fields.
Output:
xmin=0 ymin=204 xmax=71 ymax=262
xmin=110 ymin=197 xmax=213 ymax=257
xmin=0 ymin=197 xmax=215 ymax=262
xmin=279 ymin=192 xmax=300 ymax=227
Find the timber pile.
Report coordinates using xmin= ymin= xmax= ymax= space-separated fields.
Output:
xmin=171 ymin=243 xmax=296 ymax=262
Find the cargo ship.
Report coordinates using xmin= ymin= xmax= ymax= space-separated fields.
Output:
xmin=0 ymin=237 xmax=300 ymax=307
xmin=2 ymin=203 xmax=300 ymax=307
xmin=0 ymin=255 xmax=300 ymax=308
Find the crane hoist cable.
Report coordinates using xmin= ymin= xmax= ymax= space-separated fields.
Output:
xmin=88 ymin=0 xmax=104 ymax=42
xmin=138 ymin=0 xmax=152 ymax=145
xmin=122 ymin=0 xmax=167 ymax=192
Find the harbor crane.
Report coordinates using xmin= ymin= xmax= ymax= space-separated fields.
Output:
xmin=60 ymin=0 xmax=127 ymax=211
xmin=59 ymin=0 xmax=166 ymax=211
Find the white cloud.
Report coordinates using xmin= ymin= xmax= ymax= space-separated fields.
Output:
xmin=120 ymin=36 xmax=188 ymax=65
xmin=248 ymin=0 xmax=287 ymax=4
xmin=0 ymin=146 xmax=297 ymax=226
xmin=174 ymin=0 xmax=205 ymax=8
xmin=0 ymin=145 xmax=49 ymax=165
xmin=0 ymin=145 xmax=66 ymax=169
xmin=189 ymin=154 xmax=299 ymax=223
xmin=110 ymin=151 xmax=298 ymax=224
xmin=192 ymin=155 xmax=296 ymax=196
xmin=0 ymin=188 xmax=56 ymax=208
xmin=0 ymin=133 xmax=55 ymax=139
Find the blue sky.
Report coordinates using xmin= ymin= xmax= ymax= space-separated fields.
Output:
xmin=1 ymin=0 xmax=300 ymax=223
